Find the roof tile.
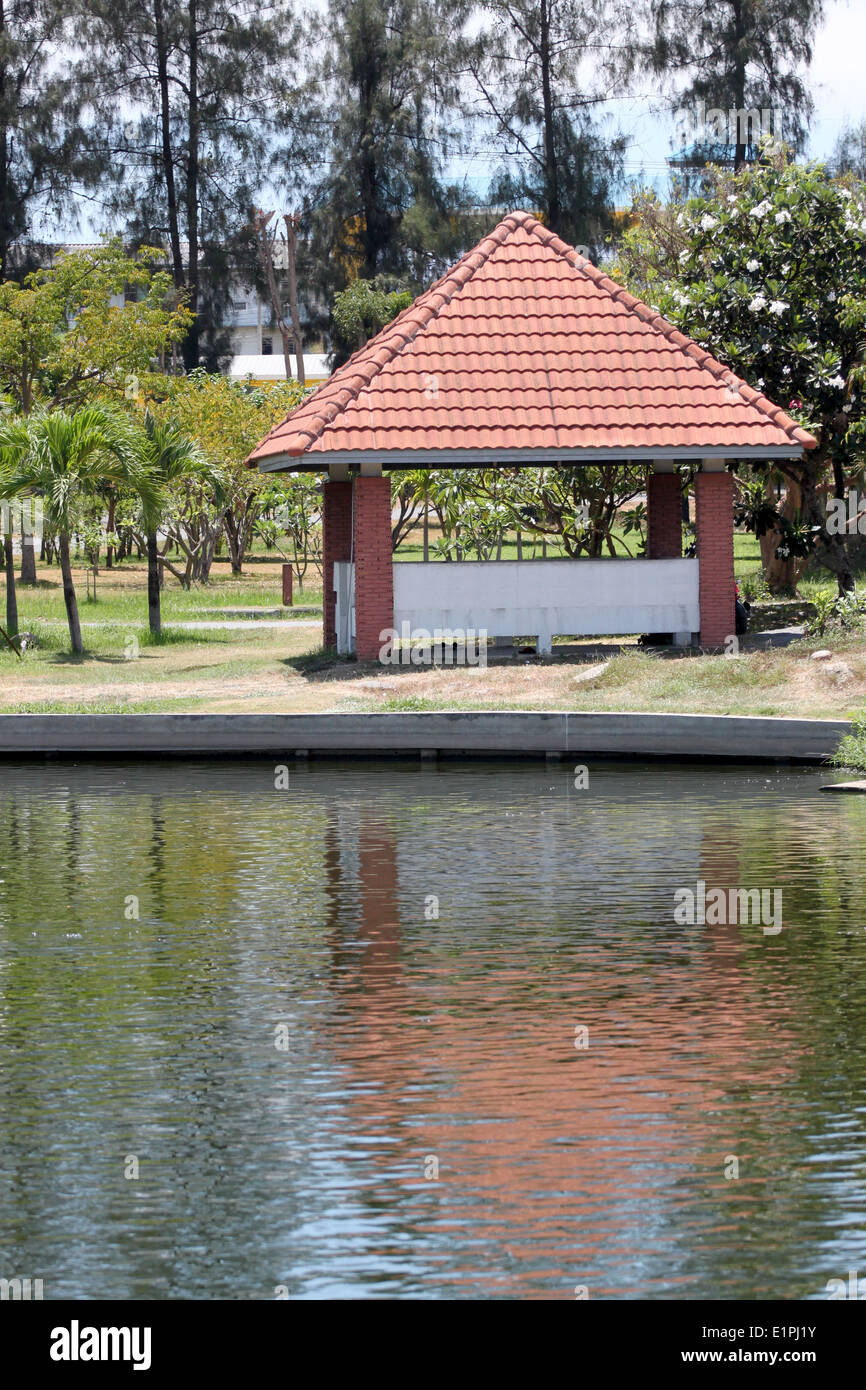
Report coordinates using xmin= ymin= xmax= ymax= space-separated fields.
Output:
xmin=248 ymin=211 xmax=817 ymax=463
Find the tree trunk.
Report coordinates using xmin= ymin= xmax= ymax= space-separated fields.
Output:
xmin=801 ymin=459 xmax=855 ymax=595
xmin=154 ymin=0 xmax=186 ymax=302
xmin=285 ymin=213 xmax=305 ymax=385
xmin=20 ymin=528 xmax=37 ymax=583
xmin=58 ymin=531 xmax=83 ymax=654
xmin=105 ymin=493 xmax=116 ymax=569
xmin=223 ymin=512 xmax=243 ymax=574
xmin=254 ymin=210 xmax=294 ymax=379
xmin=539 ymin=0 xmax=560 ymax=233
xmin=0 ymin=0 xmax=9 ymax=281
xmin=147 ymin=530 xmax=162 ymax=635
xmin=760 ymin=474 xmax=800 ymax=594
xmin=4 ymin=525 xmax=19 ymax=638
xmin=183 ymin=0 xmax=200 ymax=370
xmin=733 ymin=0 xmax=747 ymax=169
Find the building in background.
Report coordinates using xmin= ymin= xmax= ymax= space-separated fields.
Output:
xmin=14 ymin=241 xmax=331 ymax=386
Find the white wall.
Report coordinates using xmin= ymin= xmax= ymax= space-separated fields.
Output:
xmin=392 ymin=558 xmax=700 ymax=652
xmin=334 ymin=558 xmax=700 ymax=655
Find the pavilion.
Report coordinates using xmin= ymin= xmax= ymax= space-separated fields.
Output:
xmin=247 ymin=211 xmax=816 ymax=659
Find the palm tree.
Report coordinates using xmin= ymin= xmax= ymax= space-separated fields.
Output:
xmin=0 ymin=419 xmax=32 ymax=643
xmin=8 ymin=405 xmax=158 ymax=654
xmin=132 ymin=412 xmax=218 ymax=635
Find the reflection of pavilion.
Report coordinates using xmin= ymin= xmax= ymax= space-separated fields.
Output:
xmin=249 ymin=211 xmax=815 ymax=656
xmin=320 ymin=790 xmax=796 ymax=1296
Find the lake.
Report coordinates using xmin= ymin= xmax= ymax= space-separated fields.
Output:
xmin=1 ymin=757 xmax=865 ymax=1299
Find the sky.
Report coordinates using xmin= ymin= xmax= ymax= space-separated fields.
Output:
xmin=445 ymin=0 xmax=866 ymax=201
xmin=620 ymin=0 xmax=866 ymax=189
xmin=56 ymin=0 xmax=866 ymax=239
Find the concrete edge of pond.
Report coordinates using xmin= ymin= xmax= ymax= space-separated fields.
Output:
xmin=0 ymin=711 xmax=852 ymax=763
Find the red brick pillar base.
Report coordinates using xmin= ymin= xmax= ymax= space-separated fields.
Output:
xmin=647 ymin=471 xmax=682 ymax=558
xmin=322 ymin=479 xmax=352 ymax=650
xmin=353 ymin=475 xmax=394 ymax=661
xmin=696 ymin=470 xmax=735 ymax=647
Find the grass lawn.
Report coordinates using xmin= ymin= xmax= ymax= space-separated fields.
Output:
xmin=2 ymin=535 xmax=865 ymax=719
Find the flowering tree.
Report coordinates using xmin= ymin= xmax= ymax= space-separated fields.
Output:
xmin=612 ymin=148 xmax=866 ymax=594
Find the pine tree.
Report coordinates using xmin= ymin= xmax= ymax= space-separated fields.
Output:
xmin=463 ymin=0 xmax=628 ymax=252
xmin=80 ymin=0 xmax=306 ymax=368
xmin=309 ymin=0 xmax=468 ymax=294
xmin=0 ymin=1 xmax=97 ymax=278
xmin=647 ymin=0 xmax=823 ymax=174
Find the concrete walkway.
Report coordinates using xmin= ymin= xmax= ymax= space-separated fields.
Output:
xmin=37 ymin=618 xmax=321 ymax=632
xmin=0 ymin=711 xmax=850 ymax=762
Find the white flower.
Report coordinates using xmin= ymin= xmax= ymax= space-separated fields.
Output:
xmin=748 ymin=294 xmax=767 ymax=312
xmin=749 ymin=200 xmax=773 ymax=219
xmin=768 ymin=300 xmax=789 ymax=315
xmin=774 ymin=209 xmax=792 ymax=224
xmin=828 ymin=291 xmax=837 ymax=302
xmin=828 ymin=375 xmax=846 ymax=390
xmin=761 ymin=343 xmax=772 ymax=352
xmin=757 ymin=378 xmax=765 ymax=389
xmin=678 ymin=249 xmax=691 ymax=263
xmin=746 ymin=258 xmax=760 ymax=271
xmin=700 ymin=214 xmax=718 ymax=231
xmin=781 ymin=263 xmax=791 ymax=276
xmin=782 ymin=366 xmax=791 ymax=376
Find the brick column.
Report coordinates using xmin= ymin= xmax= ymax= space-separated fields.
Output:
xmin=696 ymin=470 xmax=735 ymax=647
xmin=647 ymin=471 xmax=682 ymax=558
xmin=353 ymin=475 xmax=394 ymax=661
xmin=322 ymin=479 xmax=352 ymax=650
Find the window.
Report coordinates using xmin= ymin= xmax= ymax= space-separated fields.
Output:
xmin=262 ymin=338 xmax=273 ymax=354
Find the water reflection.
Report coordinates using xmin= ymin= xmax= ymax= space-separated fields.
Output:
xmin=0 ymin=760 xmax=865 ymax=1299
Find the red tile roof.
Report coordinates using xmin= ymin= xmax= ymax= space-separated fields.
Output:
xmin=248 ymin=210 xmax=816 ymax=466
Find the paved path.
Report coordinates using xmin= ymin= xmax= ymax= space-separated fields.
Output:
xmin=37 ymin=618 xmax=320 ymax=631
